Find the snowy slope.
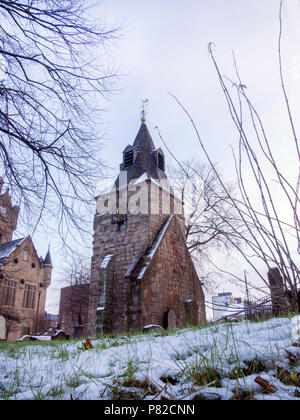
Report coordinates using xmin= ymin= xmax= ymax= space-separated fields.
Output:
xmin=0 ymin=316 xmax=299 ymax=400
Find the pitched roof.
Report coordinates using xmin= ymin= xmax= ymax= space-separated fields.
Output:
xmin=125 ymin=215 xmax=174 ymax=279
xmin=117 ymin=122 xmax=167 ymax=188
xmin=132 ymin=122 xmax=156 ymax=153
xmin=0 ymin=238 xmax=25 ymax=264
xmin=43 ymin=247 xmax=53 ymax=267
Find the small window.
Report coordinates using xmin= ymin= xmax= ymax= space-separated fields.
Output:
xmin=23 ymin=251 xmax=29 ymax=262
xmin=124 ymin=150 xmax=134 ymax=167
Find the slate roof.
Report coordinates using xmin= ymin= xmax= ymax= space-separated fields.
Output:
xmin=116 ymin=122 xmax=167 ymax=188
xmin=43 ymin=248 xmax=53 ymax=267
xmin=0 ymin=238 xmax=25 ymax=264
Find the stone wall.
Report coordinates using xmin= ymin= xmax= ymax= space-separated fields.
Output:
xmin=0 ymin=189 xmax=19 ymax=244
xmin=88 ymin=208 xmax=151 ymax=335
xmin=88 ymin=180 xmax=206 ymax=335
xmin=0 ymin=237 xmax=51 ymax=341
xmin=58 ymin=284 xmax=90 ymax=338
xmin=127 ymin=215 xmax=206 ymax=331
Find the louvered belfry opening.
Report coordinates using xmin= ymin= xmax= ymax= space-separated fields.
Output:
xmin=124 ymin=149 xmax=134 ymax=167
xmin=158 ymin=152 xmax=165 ymax=171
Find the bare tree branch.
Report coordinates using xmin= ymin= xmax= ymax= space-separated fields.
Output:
xmin=0 ymin=0 xmax=120 ymax=250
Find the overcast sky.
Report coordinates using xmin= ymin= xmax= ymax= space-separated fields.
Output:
xmin=96 ymin=0 xmax=300 ymax=168
xmin=28 ymin=0 xmax=300 ymax=314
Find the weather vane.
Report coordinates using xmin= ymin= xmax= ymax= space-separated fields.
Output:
xmin=140 ymin=98 xmax=149 ymax=122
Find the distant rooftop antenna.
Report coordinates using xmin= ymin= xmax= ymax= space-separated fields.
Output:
xmin=140 ymin=99 xmax=149 ymax=122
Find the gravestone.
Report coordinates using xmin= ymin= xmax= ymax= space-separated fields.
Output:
xmin=74 ymin=324 xmax=84 ymax=339
xmin=0 ymin=315 xmax=6 ymax=340
xmin=167 ymin=309 xmax=176 ymax=330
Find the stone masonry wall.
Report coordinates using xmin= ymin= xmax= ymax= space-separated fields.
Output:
xmin=88 ymin=180 xmax=206 ymax=335
xmin=0 ymin=237 xmax=51 ymax=341
xmin=88 ymin=204 xmax=151 ymax=335
xmin=58 ymin=284 xmax=90 ymax=338
xmin=139 ymin=216 xmax=206 ymax=329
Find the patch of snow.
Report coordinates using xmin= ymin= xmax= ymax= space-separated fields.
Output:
xmin=137 ymin=215 xmax=173 ymax=280
xmin=292 ymin=315 xmax=300 ymax=343
xmin=100 ymin=254 xmax=114 ymax=269
xmin=17 ymin=335 xmax=51 ymax=342
xmin=0 ymin=238 xmax=25 ymax=263
xmin=125 ymin=252 xmax=145 ymax=278
xmin=1 ymin=316 xmax=300 ymax=400
xmin=137 ymin=266 xmax=148 ymax=280
xmin=129 ymin=172 xmax=149 ymax=186
xmin=32 ymin=336 xmax=52 ymax=342
xmin=143 ymin=324 xmax=163 ymax=329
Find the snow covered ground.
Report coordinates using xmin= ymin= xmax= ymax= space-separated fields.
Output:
xmin=0 ymin=316 xmax=299 ymax=400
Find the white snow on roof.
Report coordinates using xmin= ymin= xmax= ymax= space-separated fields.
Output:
xmin=0 ymin=238 xmax=25 ymax=264
xmin=137 ymin=215 xmax=174 ymax=280
xmin=143 ymin=324 xmax=164 ymax=329
xmin=148 ymin=215 xmax=174 ymax=259
xmin=125 ymin=252 xmax=145 ymax=278
xmin=137 ymin=265 xmax=148 ymax=281
xmin=129 ymin=172 xmax=149 ymax=186
xmin=17 ymin=335 xmax=52 ymax=342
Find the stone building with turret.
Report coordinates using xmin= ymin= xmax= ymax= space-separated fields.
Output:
xmin=0 ymin=180 xmax=53 ymax=341
xmin=88 ymin=117 xmax=206 ymax=336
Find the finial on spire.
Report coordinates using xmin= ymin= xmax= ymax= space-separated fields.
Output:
xmin=140 ymin=99 xmax=149 ymax=123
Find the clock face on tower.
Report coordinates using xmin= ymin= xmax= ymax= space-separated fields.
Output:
xmin=0 ymin=206 xmax=7 ymax=216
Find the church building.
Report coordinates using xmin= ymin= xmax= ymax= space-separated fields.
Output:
xmin=88 ymin=115 xmax=206 ymax=335
xmin=0 ymin=181 xmax=53 ymax=341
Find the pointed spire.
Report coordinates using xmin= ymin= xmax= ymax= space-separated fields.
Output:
xmin=43 ymin=244 xmax=53 ymax=267
xmin=132 ymin=122 xmax=155 ymax=153
xmin=115 ymin=106 xmax=168 ymax=189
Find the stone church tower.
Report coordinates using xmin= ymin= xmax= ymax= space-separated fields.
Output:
xmin=0 ymin=179 xmax=19 ymax=244
xmin=88 ymin=118 xmax=206 ymax=335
